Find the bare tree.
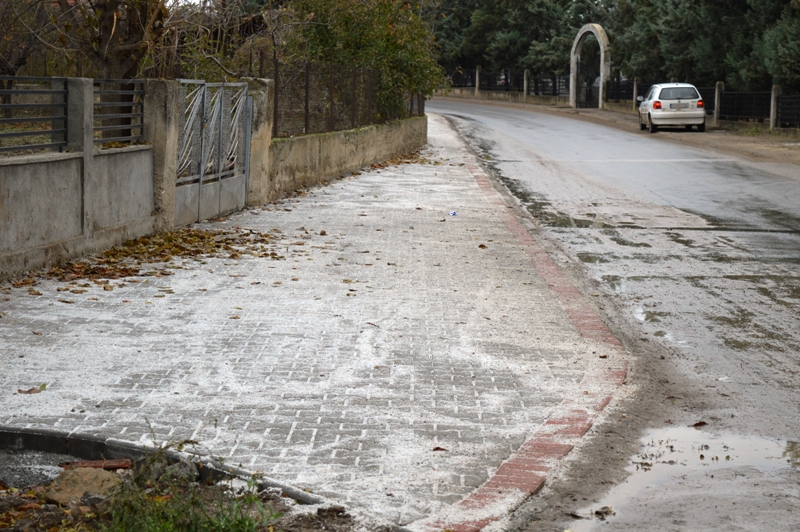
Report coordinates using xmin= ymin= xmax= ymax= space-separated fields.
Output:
xmin=0 ymin=0 xmax=54 ymax=116
xmin=51 ymin=0 xmax=173 ymax=79
xmin=0 ymin=0 xmax=52 ymax=77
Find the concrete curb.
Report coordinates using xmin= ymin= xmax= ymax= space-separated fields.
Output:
xmin=0 ymin=425 xmax=412 ymax=532
xmin=418 ymin=133 xmax=628 ymax=532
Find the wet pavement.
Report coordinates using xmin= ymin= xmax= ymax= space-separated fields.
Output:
xmin=428 ymin=99 xmax=800 ymax=530
xmin=0 ymin=114 xmax=624 ymax=529
xmin=571 ymin=428 xmax=800 ymax=530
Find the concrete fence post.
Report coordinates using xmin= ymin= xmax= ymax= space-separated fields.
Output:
xmin=242 ymin=78 xmax=274 ymax=205
xmin=632 ymin=78 xmax=639 ymax=111
xmin=66 ymin=78 xmax=94 ymax=235
xmin=770 ymin=85 xmax=781 ymax=131
xmin=143 ymin=79 xmax=181 ymax=233
xmin=713 ymin=81 xmax=724 ymax=128
xmin=475 ymin=66 xmax=480 ymax=98
xmin=523 ymin=69 xmax=529 ymax=101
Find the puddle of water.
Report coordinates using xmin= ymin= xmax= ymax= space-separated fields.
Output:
xmin=666 ymin=231 xmax=695 ymax=247
xmin=570 ymin=428 xmax=799 ymax=531
xmin=578 ymin=253 xmax=611 ymax=264
xmin=633 ymin=308 xmax=669 ymax=323
xmin=609 ymin=236 xmax=651 ymax=248
xmin=601 ymin=275 xmax=623 ymax=293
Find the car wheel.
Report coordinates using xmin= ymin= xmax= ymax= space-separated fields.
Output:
xmin=648 ymin=115 xmax=658 ymax=134
xmin=685 ymin=125 xmax=693 ymax=131
xmin=697 ymin=122 xmax=706 ymax=132
xmin=639 ymin=113 xmax=647 ymax=131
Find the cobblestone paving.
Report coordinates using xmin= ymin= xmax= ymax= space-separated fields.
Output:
xmin=0 ymin=115 xmax=610 ymax=526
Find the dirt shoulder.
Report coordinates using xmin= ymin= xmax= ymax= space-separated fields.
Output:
xmin=432 ymin=96 xmax=800 ymax=167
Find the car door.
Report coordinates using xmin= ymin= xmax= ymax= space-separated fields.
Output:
xmin=640 ymin=87 xmax=656 ymax=119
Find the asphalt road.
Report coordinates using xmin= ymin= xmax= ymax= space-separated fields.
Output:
xmin=428 ymin=99 xmax=800 ymax=531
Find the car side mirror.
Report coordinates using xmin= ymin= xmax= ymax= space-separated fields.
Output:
xmin=637 ymin=96 xmax=644 ymax=102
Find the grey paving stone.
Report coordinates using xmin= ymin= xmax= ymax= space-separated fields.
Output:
xmin=0 ymin=114 xmax=612 ymax=525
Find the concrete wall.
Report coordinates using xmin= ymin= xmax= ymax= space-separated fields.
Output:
xmin=0 ymin=145 xmax=155 ymax=277
xmin=1 ymin=73 xmax=427 ymax=278
xmin=0 ymin=153 xmax=84 ymax=254
xmin=267 ymin=116 xmax=427 ymax=199
xmin=92 ymin=147 xmax=154 ymax=230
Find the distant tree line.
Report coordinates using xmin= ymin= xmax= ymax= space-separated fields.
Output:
xmin=432 ymin=0 xmax=800 ymax=92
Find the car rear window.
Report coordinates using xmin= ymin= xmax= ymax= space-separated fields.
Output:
xmin=658 ymin=87 xmax=700 ymax=100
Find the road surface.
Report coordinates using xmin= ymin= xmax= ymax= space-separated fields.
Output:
xmin=428 ymin=99 xmax=800 ymax=531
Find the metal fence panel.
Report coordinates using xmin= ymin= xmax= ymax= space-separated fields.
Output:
xmin=719 ymin=91 xmax=771 ymax=121
xmin=93 ymin=79 xmax=144 ymax=147
xmin=447 ymin=69 xmax=476 ymax=88
xmin=479 ymin=70 xmax=524 ymax=92
xmin=695 ymin=86 xmax=716 ymax=115
xmin=530 ymin=76 xmax=569 ymax=96
xmin=605 ymin=80 xmax=635 ymax=101
xmin=0 ymin=76 xmax=67 ymax=154
xmin=273 ymin=62 xmax=379 ymax=138
xmin=777 ymin=94 xmax=800 ymax=128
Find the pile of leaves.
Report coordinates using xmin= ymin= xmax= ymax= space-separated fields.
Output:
xmin=42 ymin=228 xmax=283 ymax=283
xmin=369 ymin=150 xmax=442 ymax=170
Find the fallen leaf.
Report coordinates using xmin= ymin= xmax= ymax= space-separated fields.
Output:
xmin=28 ymin=289 xmax=42 ymax=296
xmin=32 ymin=331 xmax=42 ymax=335
xmin=18 ymin=503 xmax=41 ymax=511
xmin=58 ymin=299 xmax=75 ymax=304
xmin=103 ymin=285 xmax=114 ymax=291
xmin=230 ymin=316 xmax=240 ymax=320
xmin=478 ymin=244 xmax=487 ymax=249
xmin=18 ymin=383 xmax=46 ymax=394
xmin=432 ymin=447 xmax=448 ymax=451
xmin=319 ymin=230 xmax=327 ymax=236
xmin=690 ymin=421 xmax=708 ymax=428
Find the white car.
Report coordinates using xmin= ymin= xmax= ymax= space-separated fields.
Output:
xmin=638 ymin=83 xmax=706 ymax=133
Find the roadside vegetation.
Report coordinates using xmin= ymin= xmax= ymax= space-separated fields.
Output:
xmin=0 ymin=445 xmax=364 ymax=531
xmin=0 ymin=0 xmax=445 ymax=121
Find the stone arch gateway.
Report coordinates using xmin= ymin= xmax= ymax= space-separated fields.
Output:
xmin=569 ymin=24 xmax=611 ymax=109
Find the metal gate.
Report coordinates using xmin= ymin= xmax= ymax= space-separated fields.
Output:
xmin=576 ymin=61 xmax=600 ymax=108
xmin=175 ymin=80 xmax=251 ymax=226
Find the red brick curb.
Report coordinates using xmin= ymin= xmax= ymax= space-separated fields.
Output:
xmin=422 ymin=155 xmax=628 ymax=532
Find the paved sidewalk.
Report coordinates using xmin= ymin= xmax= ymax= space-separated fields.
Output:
xmin=1 ymin=115 xmax=625 ymax=529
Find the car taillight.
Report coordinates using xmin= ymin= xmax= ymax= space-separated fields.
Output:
xmin=697 ymin=100 xmax=705 ymax=108
xmin=653 ymin=101 xmax=662 ymax=110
